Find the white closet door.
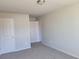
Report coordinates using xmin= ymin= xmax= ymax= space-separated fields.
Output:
xmin=0 ymin=18 xmax=15 ymax=54
xmin=30 ymin=21 xmax=41 ymax=43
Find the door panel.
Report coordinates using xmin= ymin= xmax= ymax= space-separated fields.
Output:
xmin=30 ymin=21 xmax=41 ymax=43
xmin=0 ymin=18 xmax=15 ymax=54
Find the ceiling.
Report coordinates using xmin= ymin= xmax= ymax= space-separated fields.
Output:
xmin=0 ymin=0 xmax=79 ymax=17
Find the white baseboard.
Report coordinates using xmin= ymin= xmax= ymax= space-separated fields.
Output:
xmin=0 ymin=46 xmax=31 ymax=55
xmin=31 ymin=41 xmax=41 ymax=43
xmin=42 ymin=42 xmax=79 ymax=59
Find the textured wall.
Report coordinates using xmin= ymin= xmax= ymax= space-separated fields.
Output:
xmin=39 ymin=4 xmax=79 ymax=58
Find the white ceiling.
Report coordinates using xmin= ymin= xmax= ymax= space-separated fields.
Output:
xmin=0 ymin=0 xmax=79 ymax=17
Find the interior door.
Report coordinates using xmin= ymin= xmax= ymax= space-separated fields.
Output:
xmin=0 ymin=18 xmax=15 ymax=54
xmin=30 ymin=21 xmax=41 ymax=43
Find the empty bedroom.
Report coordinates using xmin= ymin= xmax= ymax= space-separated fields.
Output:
xmin=0 ymin=0 xmax=79 ymax=59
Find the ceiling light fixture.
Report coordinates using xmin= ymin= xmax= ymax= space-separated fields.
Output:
xmin=37 ymin=0 xmax=45 ymax=5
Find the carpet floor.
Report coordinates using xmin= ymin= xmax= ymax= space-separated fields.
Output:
xmin=0 ymin=43 xmax=78 ymax=59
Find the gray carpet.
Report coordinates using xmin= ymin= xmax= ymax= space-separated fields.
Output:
xmin=0 ymin=43 xmax=78 ymax=59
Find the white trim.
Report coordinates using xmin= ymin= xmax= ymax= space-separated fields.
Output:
xmin=0 ymin=47 xmax=31 ymax=55
xmin=31 ymin=41 xmax=41 ymax=43
xmin=42 ymin=42 xmax=79 ymax=59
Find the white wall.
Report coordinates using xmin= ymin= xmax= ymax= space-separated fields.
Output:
xmin=0 ymin=12 xmax=31 ymax=53
xmin=39 ymin=4 xmax=79 ymax=58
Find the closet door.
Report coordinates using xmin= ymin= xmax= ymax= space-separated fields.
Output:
xmin=0 ymin=18 xmax=15 ymax=54
xmin=30 ymin=21 xmax=41 ymax=43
